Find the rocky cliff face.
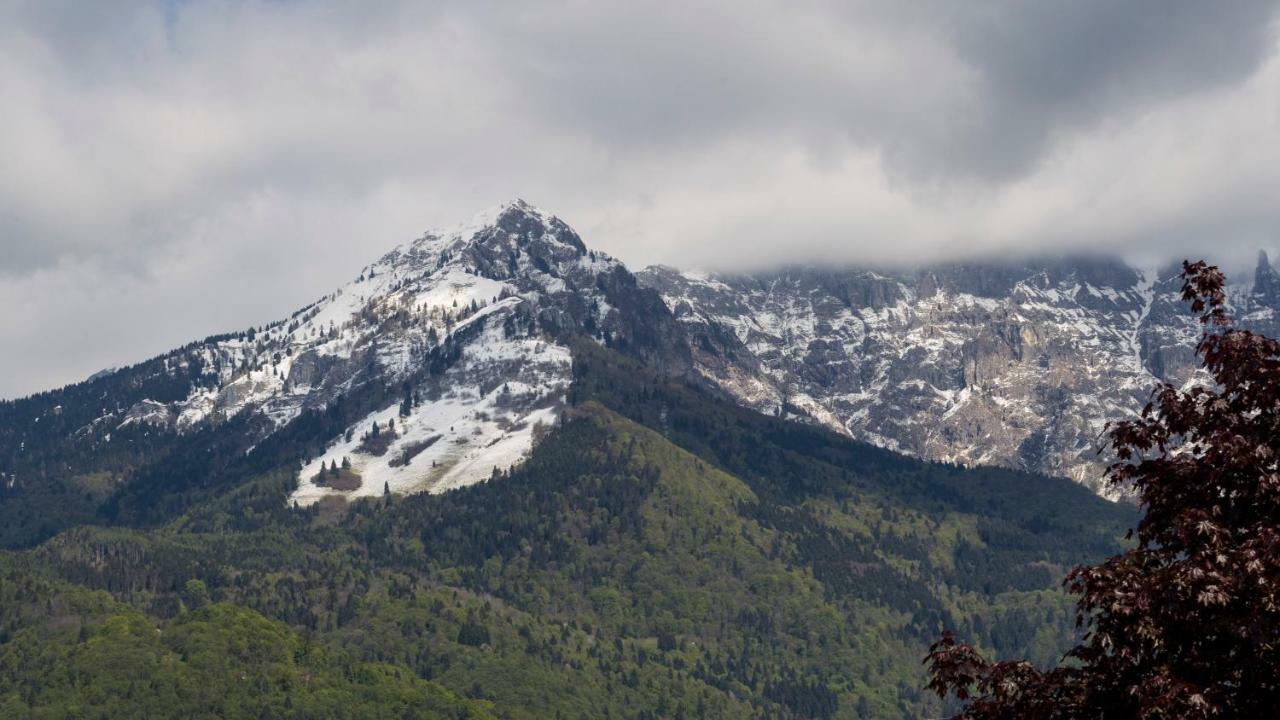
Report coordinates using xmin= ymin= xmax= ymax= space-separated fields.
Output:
xmin=638 ymin=253 xmax=1280 ymax=498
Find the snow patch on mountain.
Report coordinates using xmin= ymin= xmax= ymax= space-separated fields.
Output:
xmin=292 ymin=323 xmax=570 ymax=506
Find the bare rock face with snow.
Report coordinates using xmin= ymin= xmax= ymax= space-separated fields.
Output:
xmin=638 ymin=254 xmax=1280 ymax=499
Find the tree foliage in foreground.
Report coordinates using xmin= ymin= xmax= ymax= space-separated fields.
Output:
xmin=927 ymin=261 xmax=1280 ymax=718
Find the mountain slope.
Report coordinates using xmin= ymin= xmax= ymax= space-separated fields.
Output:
xmin=0 ymin=556 xmax=497 ymax=719
xmin=6 ymin=342 xmax=1134 ymax=718
xmin=638 ymin=253 xmax=1280 ymax=497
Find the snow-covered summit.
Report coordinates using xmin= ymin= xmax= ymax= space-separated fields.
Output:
xmin=89 ymin=200 xmax=670 ymax=506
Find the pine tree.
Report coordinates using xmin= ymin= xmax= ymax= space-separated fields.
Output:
xmin=400 ymin=384 xmax=413 ymax=417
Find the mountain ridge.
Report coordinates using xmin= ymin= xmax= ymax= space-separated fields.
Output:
xmin=637 ymin=250 xmax=1279 ymax=498
xmin=2 ymin=201 xmax=1273 ymax=528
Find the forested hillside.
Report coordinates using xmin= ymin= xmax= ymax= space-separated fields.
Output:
xmin=0 ymin=343 xmax=1133 ymax=719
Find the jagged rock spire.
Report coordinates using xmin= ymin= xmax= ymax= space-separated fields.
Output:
xmin=1253 ymin=250 xmax=1280 ymax=301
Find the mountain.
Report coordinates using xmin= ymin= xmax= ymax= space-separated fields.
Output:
xmin=0 ymin=200 xmax=1155 ymax=717
xmin=1 ymin=340 xmax=1134 ymax=719
xmin=3 ymin=201 xmax=1270 ymax=532
xmin=0 ymin=200 xmax=687 ymax=545
xmin=4 ymin=200 xmax=1271 ymax=541
xmin=637 ymin=252 xmax=1280 ymax=498
xmin=127 ymin=199 xmax=685 ymax=500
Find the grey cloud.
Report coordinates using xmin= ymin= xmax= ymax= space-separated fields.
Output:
xmin=948 ymin=1 xmax=1275 ymax=106
xmin=931 ymin=0 xmax=1279 ymax=178
xmin=473 ymin=1 xmax=1279 ymax=179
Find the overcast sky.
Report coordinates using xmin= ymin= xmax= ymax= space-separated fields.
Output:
xmin=2 ymin=0 xmax=1279 ymax=399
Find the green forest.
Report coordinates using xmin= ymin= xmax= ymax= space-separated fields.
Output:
xmin=0 ymin=343 xmax=1134 ymax=718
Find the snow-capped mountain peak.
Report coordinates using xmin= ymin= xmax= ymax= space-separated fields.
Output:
xmin=94 ymin=200 xmax=669 ymax=507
